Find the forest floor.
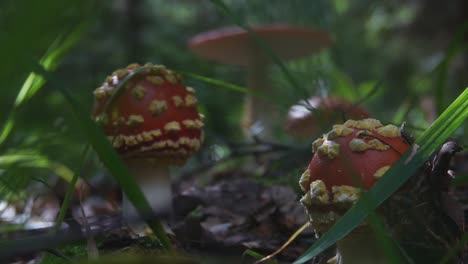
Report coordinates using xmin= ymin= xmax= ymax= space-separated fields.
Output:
xmin=1 ymin=150 xmax=467 ymax=264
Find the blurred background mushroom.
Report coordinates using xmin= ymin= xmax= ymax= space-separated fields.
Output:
xmin=188 ymin=24 xmax=332 ymax=140
xmin=285 ymin=96 xmax=369 ymax=140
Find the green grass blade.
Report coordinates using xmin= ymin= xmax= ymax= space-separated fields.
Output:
xmin=208 ymin=0 xmax=310 ymax=100
xmin=179 ymin=70 xmax=291 ymax=110
xmin=34 ymin=65 xmax=172 ymax=251
xmin=95 ymin=66 xmax=164 ymax=121
xmin=179 ymin=71 xmax=250 ymax=94
xmin=294 ymin=88 xmax=468 ymax=264
xmin=54 ymin=144 xmax=90 ymax=232
xmin=0 ymin=22 xmax=89 ymax=146
xmin=0 ymin=153 xmax=74 ymax=183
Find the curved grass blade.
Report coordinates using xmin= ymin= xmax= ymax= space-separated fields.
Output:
xmin=95 ymin=66 xmax=166 ymax=122
xmin=0 ymin=21 xmax=90 ymax=146
xmin=54 ymin=144 xmax=90 ymax=232
xmin=178 ymin=70 xmax=291 ymax=110
xmin=0 ymin=153 xmax=75 ymax=183
xmin=179 ymin=71 xmax=250 ymax=94
xmin=34 ymin=65 xmax=172 ymax=251
xmin=294 ymin=88 xmax=468 ymax=264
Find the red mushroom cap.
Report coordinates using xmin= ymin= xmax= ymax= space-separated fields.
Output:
xmin=286 ymin=96 xmax=369 ymax=139
xmin=188 ymin=24 xmax=333 ymax=66
xmin=299 ymin=119 xmax=410 ymax=230
xmin=92 ymin=63 xmax=204 ymax=163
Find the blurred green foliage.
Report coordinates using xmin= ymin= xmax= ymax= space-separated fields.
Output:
xmin=1 ymin=0 xmax=466 ymax=157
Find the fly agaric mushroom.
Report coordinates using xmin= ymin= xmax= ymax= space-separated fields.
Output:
xmin=286 ymin=96 xmax=369 ymax=139
xmin=92 ymin=63 xmax=204 ymax=222
xmin=189 ymin=24 xmax=332 ymax=139
xmin=299 ymin=118 xmax=410 ymax=264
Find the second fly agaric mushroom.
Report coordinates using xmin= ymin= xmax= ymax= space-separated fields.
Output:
xmin=299 ymin=118 xmax=410 ymax=264
xmin=286 ymin=96 xmax=369 ymax=139
xmin=92 ymin=63 xmax=204 ymax=222
xmin=189 ymin=24 xmax=332 ymax=139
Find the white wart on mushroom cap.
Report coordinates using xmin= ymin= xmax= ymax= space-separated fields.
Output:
xmin=92 ymin=63 xmax=204 ymax=163
xmin=298 ymin=118 xmax=410 ymax=231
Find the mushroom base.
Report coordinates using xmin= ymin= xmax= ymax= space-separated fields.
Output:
xmin=332 ymin=226 xmax=389 ymax=264
xmin=122 ymin=159 xmax=172 ymax=235
xmin=303 ymin=207 xmax=390 ymax=264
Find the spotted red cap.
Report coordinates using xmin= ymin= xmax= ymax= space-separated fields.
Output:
xmin=286 ymin=96 xmax=369 ymax=139
xmin=299 ymin=119 xmax=410 ymax=231
xmin=92 ymin=63 xmax=204 ymax=162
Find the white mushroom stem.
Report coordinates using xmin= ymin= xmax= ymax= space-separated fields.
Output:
xmin=242 ymin=54 xmax=277 ymax=139
xmin=333 ymin=227 xmax=388 ymax=264
xmin=122 ymin=158 xmax=172 ymax=231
